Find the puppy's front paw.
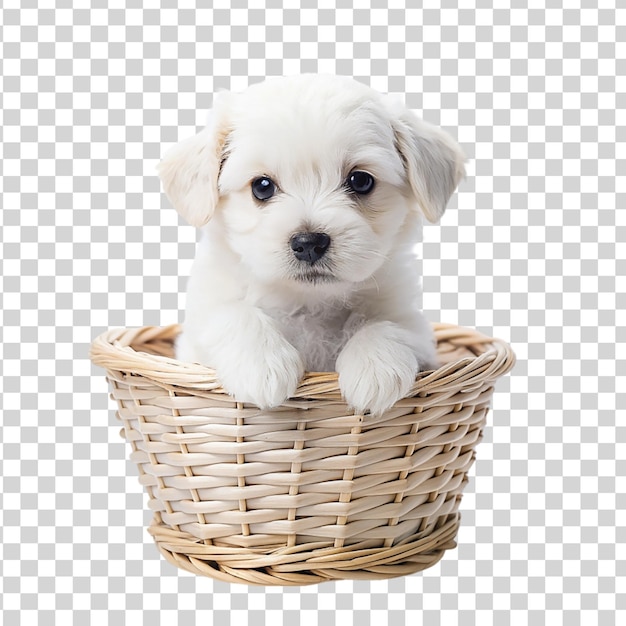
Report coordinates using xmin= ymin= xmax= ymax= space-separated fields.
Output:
xmin=217 ymin=338 xmax=304 ymax=409
xmin=337 ymin=322 xmax=420 ymax=416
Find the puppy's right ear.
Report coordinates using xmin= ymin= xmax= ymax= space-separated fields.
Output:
xmin=157 ymin=97 xmax=231 ymax=228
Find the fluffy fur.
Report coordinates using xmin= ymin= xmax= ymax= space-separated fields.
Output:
xmin=158 ymin=74 xmax=465 ymax=415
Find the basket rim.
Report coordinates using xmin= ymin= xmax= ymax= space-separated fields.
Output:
xmin=89 ymin=323 xmax=516 ymax=398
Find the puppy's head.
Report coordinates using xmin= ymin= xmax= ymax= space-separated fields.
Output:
xmin=159 ymin=75 xmax=465 ymax=289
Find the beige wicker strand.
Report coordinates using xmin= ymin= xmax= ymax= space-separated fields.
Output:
xmin=91 ymin=323 xmax=515 ymax=585
xmin=131 ymin=382 xmax=181 ymax=534
xmin=333 ymin=421 xmax=363 ymax=549
xmin=235 ymin=404 xmax=251 ymax=539
xmin=286 ymin=420 xmax=308 ymax=547
xmin=110 ymin=375 xmax=168 ymax=529
xmin=383 ymin=392 xmax=426 ymax=548
xmin=89 ymin=323 xmax=515 ymax=396
xmin=169 ymin=389 xmax=213 ymax=546
xmin=430 ymin=404 xmax=464 ymax=534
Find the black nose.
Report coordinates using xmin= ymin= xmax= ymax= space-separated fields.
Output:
xmin=290 ymin=232 xmax=331 ymax=264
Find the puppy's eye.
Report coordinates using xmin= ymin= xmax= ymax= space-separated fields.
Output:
xmin=251 ymin=176 xmax=276 ymax=201
xmin=347 ymin=171 xmax=375 ymax=195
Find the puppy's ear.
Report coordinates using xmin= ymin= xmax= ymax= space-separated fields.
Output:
xmin=392 ymin=108 xmax=466 ymax=223
xmin=157 ymin=96 xmax=232 ymax=228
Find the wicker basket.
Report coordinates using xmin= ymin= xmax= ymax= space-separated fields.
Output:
xmin=90 ymin=323 xmax=515 ymax=585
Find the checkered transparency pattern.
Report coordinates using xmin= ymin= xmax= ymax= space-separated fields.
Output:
xmin=0 ymin=1 xmax=623 ymax=625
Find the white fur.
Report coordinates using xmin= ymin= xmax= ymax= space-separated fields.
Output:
xmin=159 ymin=74 xmax=465 ymax=415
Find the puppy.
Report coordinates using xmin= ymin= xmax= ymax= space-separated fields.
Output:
xmin=158 ymin=74 xmax=465 ymax=415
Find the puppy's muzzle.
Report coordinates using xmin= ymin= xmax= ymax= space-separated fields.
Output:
xmin=290 ymin=232 xmax=331 ymax=264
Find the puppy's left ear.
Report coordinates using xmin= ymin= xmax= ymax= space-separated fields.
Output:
xmin=157 ymin=94 xmax=232 ymax=228
xmin=392 ymin=108 xmax=466 ymax=223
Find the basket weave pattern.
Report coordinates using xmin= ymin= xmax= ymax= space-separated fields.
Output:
xmin=90 ymin=323 xmax=515 ymax=585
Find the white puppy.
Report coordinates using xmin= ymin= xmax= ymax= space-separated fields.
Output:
xmin=158 ymin=74 xmax=465 ymax=415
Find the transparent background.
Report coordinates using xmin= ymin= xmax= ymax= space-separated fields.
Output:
xmin=1 ymin=1 xmax=624 ymax=625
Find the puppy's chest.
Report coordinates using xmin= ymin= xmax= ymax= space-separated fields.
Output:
xmin=268 ymin=306 xmax=359 ymax=372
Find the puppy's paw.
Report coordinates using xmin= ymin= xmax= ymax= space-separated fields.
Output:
xmin=337 ymin=322 xmax=420 ymax=416
xmin=217 ymin=337 xmax=305 ymax=409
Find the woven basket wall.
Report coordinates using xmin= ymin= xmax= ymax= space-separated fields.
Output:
xmin=90 ymin=323 xmax=515 ymax=585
